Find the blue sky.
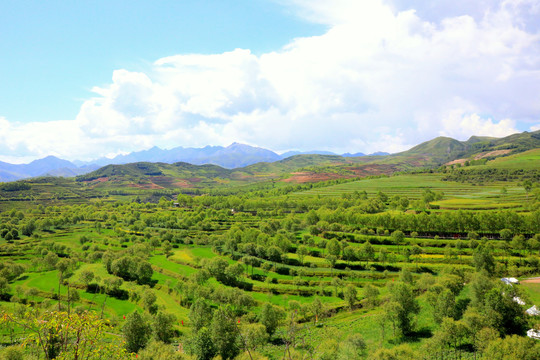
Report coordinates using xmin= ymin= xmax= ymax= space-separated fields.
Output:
xmin=1 ymin=0 xmax=539 ymax=162
xmin=0 ymin=0 xmax=323 ymax=123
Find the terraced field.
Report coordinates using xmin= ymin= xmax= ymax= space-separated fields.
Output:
xmin=291 ymin=173 xmax=528 ymax=209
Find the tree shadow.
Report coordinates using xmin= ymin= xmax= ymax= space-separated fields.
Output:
xmin=401 ymin=328 xmax=433 ymax=343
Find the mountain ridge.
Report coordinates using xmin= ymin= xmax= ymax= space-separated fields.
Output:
xmin=1 ymin=130 xmax=539 ymax=182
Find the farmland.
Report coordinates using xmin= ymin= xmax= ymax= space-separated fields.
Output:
xmin=0 ymin=156 xmax=540 ymax=359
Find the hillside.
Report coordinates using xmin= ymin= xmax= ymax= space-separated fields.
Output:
xmin=1 ymin=130 xmax=538 ymax=209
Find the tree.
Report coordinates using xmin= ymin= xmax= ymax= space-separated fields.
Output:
xmin=344 ymin=284 xmax=358 ymax=310
xmin=500 ymin=228 xmax=513 ymax=241
xmin=141 ymin=289 xmax=158 ymax=314
xmin=297 ymin=245 xmax=309 ymax=265
xmin=325 ymin=254 xmax=338 ymax=273
xmin=462 ymin=308 xmax=487 ymax=350
xmin=162 ymin=241 xmax=173 ymax=258
xmin=152 ymin=312 xmax=176 ymax=343
xmin=138 ymin=340 xmax=183 ymax=360
xmin=136 ymin=261 xmax=154 ymax=285
xmin=1 ymin=310 xmax=129 ymax=360
xmin=483 ymin=334 xmax=540 ymax=360
xmin=310 ymin=297 xmax=325 ymax=322
xmin=78 ymin=270 xmax=94 ymax=288
xmin=388 ymin=282 xmax=420 ymax=335
xmin=428 ymin=317 xmax=466 ymax=351
xmin=399 ymin=267 xmax=414 ymax=285
xmin=189 ymin=298 xmax=213 ymax=332
xmin=56 ymin=258 xmax=72 ymax=310
xmin=239 ymin=323 xmax=268 ymax=357
xmin=0 ymin=276 xmax=11 ymax=298
xmin=339 ymin=333 xmax=366 ymax=359
xmin=428 ymin=288 xmax=456 ymax=324
xmin=210 ymin=306 xmax=239 ymax=360
xmin=0 ymin=345 xmax=24 ymax=360
xmin=363 ymin=284 xmax=380 ymax=308
xmin=260 ymin=302 xmax=284 ymax=336
xmin=267 ymin=246 xmax=282 ymax=265
xmin=331 ymin=277 xmax=344 ymax=297
xmin=123 ymin=311 xmax=151 ymax=353
xmin=192 ymin=327 xmax=216 ymax=360
xmin=370 ymin=344 xmax=417 ymax=359
xmin=391 ymin=230 xmax=405 ymax=253
xmin=473 ymin=245 xmax=495 ymax=273
xmin=326 ymin=239 xmax=341 ymax=257
xmin=360 ymin=241 xmax=375 ymax=265
xmin=343 ymin=246 xmax=356 ymax=264
xmin=410 ymin=245 xmax=423 ymax=269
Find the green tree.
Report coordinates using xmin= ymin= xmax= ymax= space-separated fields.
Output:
xmin=239 ymin=323 xmax=268 ymax=357
xmin=388 ymin=282 xmax=419 ymax=335
xmin=500 ymin=228 xmax=513 ymax=241
xmin=260 ymin=302 xmax=284 ymax=336
xmin=189 ymin=299 xmax=213 ymax=332
xmin=483 ymin=334 xmax=540 ymax=360
xmin=1 ymin=310 xmax=129 ymax=359
xmin=78 ymin=270 xmax=94 ymax=288
xmin=360 ymin=241 xmax=375 ymax=265
xmin=363 ymin=284 xmax=380 ymax=308
xmin=391 ymin=230 xmax=405 ymax=252
xmin=0 ymin=276 xmax=11 ymax=298
xmin=192 ymin=327 xmax=216 ymax=360
xmin=344 ymin=284 xmax=358 ymax=310
xmin=210 ymin=306 xmax=239 ymax=360
xmin=138 ymin=340 xmax=183 ymax=360
xmin=338 ymin=333 xmax=366 ymax=360
xmin=141 ymin=289 xmax=158 ymax=314
xmin=152 ymin=312 xmax=176 ymax=343
xmin=473 ymin=245 xmax=495 ymax=273
xmin=326 ymin=239 xmax=341 ymax=257
xmin=123 ymin=311 xmax=151 ymax=353
xmin=297 ymin=245 xmax=309 ymax=265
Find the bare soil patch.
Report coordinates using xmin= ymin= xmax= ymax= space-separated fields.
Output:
xmin=126 ymin=182 xmax=164 ymax=190
xmin=283 ymin=172 xmax=349 ymax=183
xmin=474 ymin=149 xmax=512 ymax=160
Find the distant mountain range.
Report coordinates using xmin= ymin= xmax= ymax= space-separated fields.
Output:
xmin=0 ymin=143 xmax=389 ymax=182
xmin=1 ymin=129 xmax=539 ymax=183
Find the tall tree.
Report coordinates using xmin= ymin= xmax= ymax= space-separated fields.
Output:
xmin=210 ymin=306 xmax=239 ymax=360
xmin=123 ymin=311 xmax=151 ymax=353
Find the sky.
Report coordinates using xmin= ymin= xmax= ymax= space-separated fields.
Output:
xmin=1 ymin=0 xmax=539 ymax=163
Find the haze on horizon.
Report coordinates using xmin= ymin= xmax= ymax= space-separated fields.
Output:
xmin=1 ymin=0 xmax=539 ymax=164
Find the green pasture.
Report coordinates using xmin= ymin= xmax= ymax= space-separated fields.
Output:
xmin=483 ymin=148 xmax=540 ymax=169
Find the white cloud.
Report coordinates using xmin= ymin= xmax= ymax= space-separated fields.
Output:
xmin=1 ymin=0 xmax=540 ymax=162
xmin=531 ymin=124 xmax=540 ymax=131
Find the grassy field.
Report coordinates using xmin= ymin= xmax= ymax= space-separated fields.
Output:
xmin=483 ymin=148 xmax=540 ymax=169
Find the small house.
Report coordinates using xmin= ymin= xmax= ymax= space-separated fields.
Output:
xmin=527 ymin=305 xmax=540 ymax=316
xmin=501 ymin=277 xmax=519 ymax=285
xmin=527 ymin=329 xmax=540 ymax=339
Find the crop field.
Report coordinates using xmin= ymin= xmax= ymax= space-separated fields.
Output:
xmin=290 ymin=173 xmax=529 ymax=209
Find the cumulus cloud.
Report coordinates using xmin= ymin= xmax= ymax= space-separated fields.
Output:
xmin=1 ymin=0 xmax=540 ymax=162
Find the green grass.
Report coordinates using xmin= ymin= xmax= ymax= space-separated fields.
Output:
xmin=483 ymin=148 xmax=540 ymax=169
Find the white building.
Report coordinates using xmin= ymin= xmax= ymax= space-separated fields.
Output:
xmin=501 ymin=277 xmax=519 ymax=285
xmin=527 ymin=329 xmax=540 ymax=339
xmin=527 ymin=305 xmax=540 ymax=316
